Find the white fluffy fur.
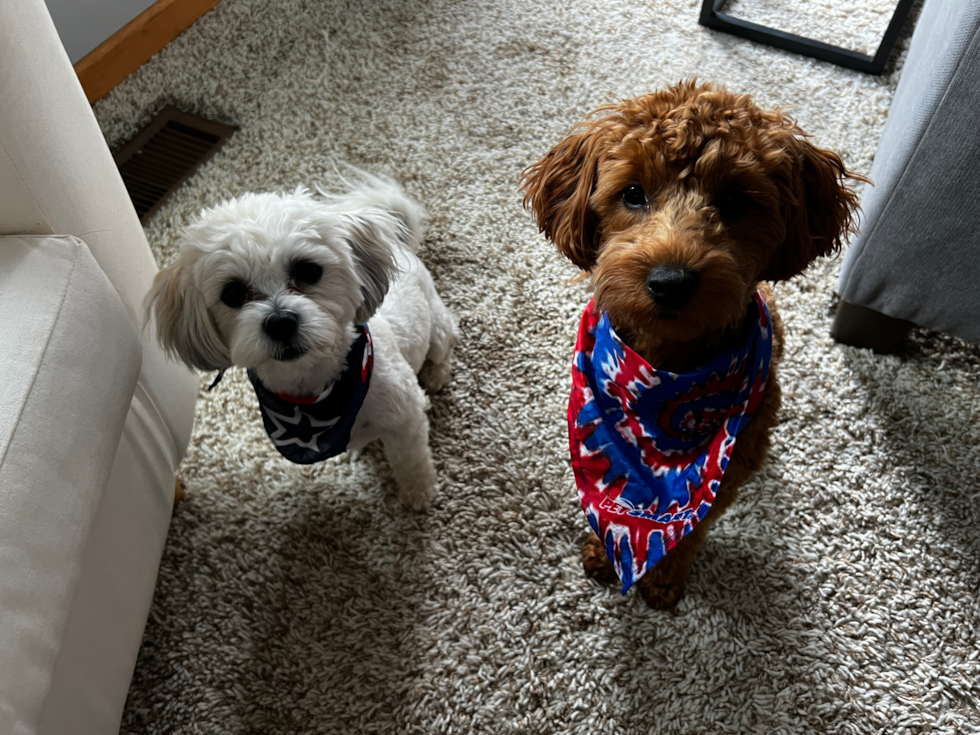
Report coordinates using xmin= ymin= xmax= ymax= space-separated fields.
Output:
xmin=146 ymin=172 xmax=457 ymax=509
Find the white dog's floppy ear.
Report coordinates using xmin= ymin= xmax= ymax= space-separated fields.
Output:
xmin=145 ymin=260 xmax=230 ymax=371
xmin=340 ymin=210 xmax=401 ymax=324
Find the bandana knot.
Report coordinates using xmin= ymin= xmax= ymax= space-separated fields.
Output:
xmin=569 ymin=291 xmax=773 ymax=592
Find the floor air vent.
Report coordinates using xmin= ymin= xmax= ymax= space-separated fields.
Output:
xmin=114 ymin=105 xmax=237 ymax=223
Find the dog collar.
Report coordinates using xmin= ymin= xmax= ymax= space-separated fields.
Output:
xmin=248 ymin=325 xmax=373 ymax=464
xmin=569 ymin=291 xmax=772 ymax=593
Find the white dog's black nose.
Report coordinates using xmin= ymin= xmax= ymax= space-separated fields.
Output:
xmin=264 ymin=312 xmax=299 ymax=343
xmin=647 ymin=266 xmax=701 ymax=310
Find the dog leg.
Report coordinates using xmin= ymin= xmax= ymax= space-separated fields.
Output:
xmin=381 ymin=414 xmax=437 ymax=510
xmin=581 ymin=521 xmax=709 ymax=609
xmin=581 ymin=531 xmax=620 ymax=585
xmin=634 ymin=527 xmax=706 ymax=609
xmin=418 ymin=298 xmax=457 ymax=394
xmin=637 ymin=475 xmax=746 ymax=608
xmin=174 ymin=477 xmax=185 ymax=508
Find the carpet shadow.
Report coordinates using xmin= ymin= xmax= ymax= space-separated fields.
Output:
xmin=120 ymin=460 xmax=434 ymax=735
xmin=841 ymin=334 xmax=980 ymax=564
xmin=592 ymin=522 xmax=811 ymax=730
xmin=578 ymin=459 xmax=905 ymax=732
xmin=228 ymin=470 xmax=435 ymax=734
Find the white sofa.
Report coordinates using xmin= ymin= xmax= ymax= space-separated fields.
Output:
xmin=0 ymin=1 xmax=199 ymax=733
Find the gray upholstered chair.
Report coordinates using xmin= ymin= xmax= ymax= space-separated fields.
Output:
xmin=832 ymin=0 xmax=980 ymax=351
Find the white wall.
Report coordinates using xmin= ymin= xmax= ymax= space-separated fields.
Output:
xmin=44 ymin=0 xmax=159 ymax=63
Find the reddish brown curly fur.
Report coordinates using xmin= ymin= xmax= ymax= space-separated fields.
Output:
xmin=521 ymin=80 xmax=867 ymax=609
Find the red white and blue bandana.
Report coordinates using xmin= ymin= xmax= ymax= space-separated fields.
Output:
xmin=569 ymin=291 xmax=772 ymax=593
xmin=248 ymin=325 xmax=373 ymax=465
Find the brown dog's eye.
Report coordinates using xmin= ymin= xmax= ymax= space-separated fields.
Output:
xmin=293 ymin=261 xmax=323 ymax=286
xmin=622 ymin=185 xmax=647 ymax=210
xmin=220 ymin=281 xmax=248 ymax=309
xmin=713 ymin=187 xmax=754 ymax=221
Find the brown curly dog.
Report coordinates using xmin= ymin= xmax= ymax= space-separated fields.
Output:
xmin=521 ymin=80 xmax=866 ymax=609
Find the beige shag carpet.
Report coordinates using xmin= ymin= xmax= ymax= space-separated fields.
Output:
xmin=93 ymin=0 xmax=980 ymax=732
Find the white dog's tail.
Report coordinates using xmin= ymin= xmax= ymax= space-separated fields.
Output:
xmin=317 ymin=167 xmax=426 ymax=253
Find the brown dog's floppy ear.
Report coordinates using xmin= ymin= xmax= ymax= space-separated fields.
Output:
xmin=763 ymin=139 xmax=866 ymax=283
xmin=520 ymin=122 xmax=607 ymax=271
xmin=145 ymin=259 xmax=230 ymax=371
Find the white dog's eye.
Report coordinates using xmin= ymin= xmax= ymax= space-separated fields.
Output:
xmin=292 ymin=261 xmax=323 ymax=286
xmin=622 ymin=184 xmax=647 ymax=209
xmin=220 ymin=281 xmax=248 ymax=309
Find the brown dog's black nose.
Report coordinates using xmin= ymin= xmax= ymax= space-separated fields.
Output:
xmin=646 ymin=266 xmax=701 ymax=310
xmin=264 ymin=312 xmax=299 ymax=343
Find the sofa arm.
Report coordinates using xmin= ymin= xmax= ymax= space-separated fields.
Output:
xmin=0 ymin=235 xmax=141 ymax=735
xmin=0 ymin=0 xmax=158 ymax=327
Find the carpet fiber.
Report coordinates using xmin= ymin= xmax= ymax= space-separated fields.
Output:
xmin=94 ymin=0 xmax=980 ymax=732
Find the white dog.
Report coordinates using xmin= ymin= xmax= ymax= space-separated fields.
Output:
xmin=146 ymin=172 xmax=457 ymax=510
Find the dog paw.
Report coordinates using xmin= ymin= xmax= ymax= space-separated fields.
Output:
xmin=418 ymin=359 xmax=452 ymax=394
xmin=636 ymin=575 xmax=686 ymax=610
xmin=581 ymin=532 xmax=619 ymax=586
xmin=395 ymin=461 xmax=437 ymax=511
xmin=397 ymin=479 xmax=435 ymax=511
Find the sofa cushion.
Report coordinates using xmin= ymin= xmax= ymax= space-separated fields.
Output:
xmin=0 ymin=235 xmax=141 ymax=735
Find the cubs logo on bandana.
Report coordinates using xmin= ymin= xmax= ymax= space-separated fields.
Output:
xmin=248 ymin=325 xmax=373 ymax=464
xmin=569 ymin=291 xmax=772 ymax=593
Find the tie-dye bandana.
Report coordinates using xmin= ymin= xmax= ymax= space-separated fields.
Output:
xmin=248 ymin=325 xmax=373 ymax=465
xmin=569 ymin=291 xmax=772 ymax=593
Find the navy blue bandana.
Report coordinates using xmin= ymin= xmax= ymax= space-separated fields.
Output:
xmin=247 ymin=326 xmax=373 ymax=464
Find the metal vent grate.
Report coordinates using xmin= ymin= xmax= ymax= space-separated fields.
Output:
xmin=114 ymin=105 xmax=237 ymax=223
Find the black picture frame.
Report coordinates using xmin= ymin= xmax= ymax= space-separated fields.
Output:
xmin=698 ymin=0 xmax=917 ymax=75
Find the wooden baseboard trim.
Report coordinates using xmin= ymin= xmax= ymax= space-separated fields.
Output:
xmin=74 ymin=0 xmax=223 ymax=103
